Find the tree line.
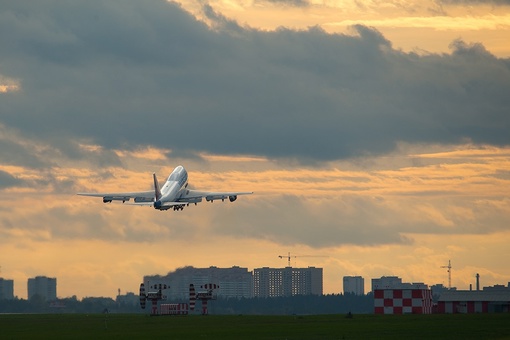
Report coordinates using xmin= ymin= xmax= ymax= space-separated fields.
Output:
xmin=0 ymin=293 xmax=374 ymax=315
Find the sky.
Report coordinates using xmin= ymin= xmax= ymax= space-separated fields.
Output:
xmin=0 ymin=0 xmax=509 ymax=299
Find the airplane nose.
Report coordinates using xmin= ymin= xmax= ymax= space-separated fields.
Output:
xmin=154 ymin=200 xmax=162 ymax=209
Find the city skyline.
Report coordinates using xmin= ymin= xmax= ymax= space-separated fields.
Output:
xmin=2 ymin=265 xmax=509 ymax=300
xmin=1 ymin=0 xmax=509 ymax=299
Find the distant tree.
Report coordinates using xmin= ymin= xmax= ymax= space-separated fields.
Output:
xmin=213 ymin=293 xmax=374 ymax=315
xmin=0 ymin=293 xmax=375 ymax=314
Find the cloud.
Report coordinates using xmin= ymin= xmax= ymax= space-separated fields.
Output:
xmin=206 ymin=192 xmax=510 ymax=248
xmin=326 ymin=13 xmax=510 ymax=31
xmin=0 ymin=0 xmax=509 ymax=165
xmin=255 ymin=0 xmax=311 ymax=7
xmin=438 ymin=0 xmax=510 ymax=5
xmin=0 ymin=73 xmax=20 ymax=93
xmin=0 ymin=170 xmax=23 ymax=189
xmin=0 ymin=138 xmax=50 ymax=169
xmin=0 ymin=0 xmax=509 ymax=251
xmin=1 ymin=143 xmax=508 ymax=249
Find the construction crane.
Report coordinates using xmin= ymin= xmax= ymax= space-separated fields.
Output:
xmin=278 ymin=252 xmax=327 ymax=267
xmin=441 ymin=260 xmax=452 ymax=289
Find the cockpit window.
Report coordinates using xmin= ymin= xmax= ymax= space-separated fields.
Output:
xmin=168 ymin=166 xmax=185 ymax=182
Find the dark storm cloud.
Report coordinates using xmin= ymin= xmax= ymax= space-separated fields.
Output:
xmin=0 ymin=128 xmax=120 ymax=174
xmin=1 ymin=186 xmax=508 ymax=247
xmin=0 ymin=204 xmax=153 ymax=243
xmin=210 ymin=195 xmax=415 ymax=247
xmin=0 ymin=170 xmax=23 ymax=189
xmin=206 ymin=194 xmax=510 ymax=248
xmin=1 ymin=0 xmax=509 ymax=165
xmin=53 ymin=139 xmax=123 ymax=168
xmin=0 ymin=138 xmax=51 ymax=169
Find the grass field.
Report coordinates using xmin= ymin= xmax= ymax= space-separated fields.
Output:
xmin=1 ymin=313 xmax=510 ymax=339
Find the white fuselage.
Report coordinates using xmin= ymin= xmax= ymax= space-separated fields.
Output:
xmin=154 ymin=166 xmax=188 ymax=209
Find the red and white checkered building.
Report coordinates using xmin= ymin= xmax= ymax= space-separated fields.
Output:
xmin=374 ymin=288 xmax=433 ymax=314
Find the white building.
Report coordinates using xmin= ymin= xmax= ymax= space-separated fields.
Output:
xmin=371 ymin=276 xmax=428 ymax=292
xmin=27 ymin=276 xmax=57 ymax=301
xmin=253 ymin=267 xmax=323 ymax=298
xmin=0 ymin=278 xmax=14 ymax=300
xmin=343 ymin=276 xmax=364 ymax=295
xmin=145 ymin=266 xmax=253 ymax=301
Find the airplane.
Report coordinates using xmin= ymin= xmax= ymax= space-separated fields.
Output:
xmin=77 ymin=165 xmax=252 ymax=211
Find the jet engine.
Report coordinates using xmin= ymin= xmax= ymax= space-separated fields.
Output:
xmin=103 ymin=196 xmax=130 ymax=203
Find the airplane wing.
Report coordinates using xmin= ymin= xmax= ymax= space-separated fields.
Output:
xmin=178 ymin=189 xmax=253 ymax=203
xmin=77 ymin=191 xmax=155 ymax=203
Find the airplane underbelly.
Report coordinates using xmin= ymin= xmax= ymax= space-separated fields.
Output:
xmin=161 ymin=182 xmax=180 ymax=201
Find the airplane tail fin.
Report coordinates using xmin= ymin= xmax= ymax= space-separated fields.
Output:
xmin=153 ymin=173 xmax=162 ymax=201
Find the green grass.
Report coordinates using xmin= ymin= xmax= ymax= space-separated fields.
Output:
xmin=1 ymin=313 xmax=509 ymax=339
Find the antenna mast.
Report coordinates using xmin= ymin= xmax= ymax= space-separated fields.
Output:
xmin=441 ymin=260 xmax=452 ymax=289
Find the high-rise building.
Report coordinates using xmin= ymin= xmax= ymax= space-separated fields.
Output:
xmin=371 ymin=276 xmax=403 ymax=291
xmin=343 ymin=276 xmax=364 ymax=295
xmin=0 ymin=278 xmax=14 ymax=300
xmin=371 ymin=276 xmax=427 ymax=292
xmin=145 ymin=266 xmax=253 ymax=300
xmin=27 ymin=276 xmax=57 ymax=301
xmin=253 ymin=267 xmax=323 ymax=298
